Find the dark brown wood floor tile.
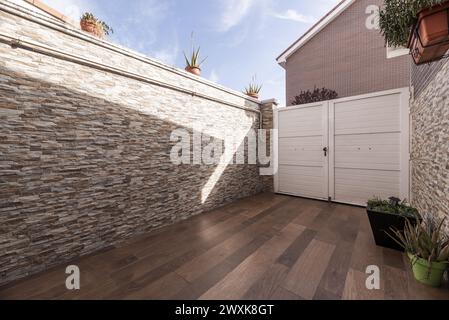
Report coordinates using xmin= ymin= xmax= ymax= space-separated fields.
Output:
xmin=242 ymin=263 xmax=290 ymax=300
xmin=277 ymin=229 xmax=316 ymax=268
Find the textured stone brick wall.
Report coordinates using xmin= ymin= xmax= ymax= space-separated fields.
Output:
xmin=0 ymin=3 xmax=268 ymax=285
xmin=410 ymin=59 xmax=449 ymax=230
xmin=260 ymin=100 xmax=276 ymax=192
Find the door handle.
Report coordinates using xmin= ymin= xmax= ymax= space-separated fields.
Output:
xmin=323 ymin=147 xmax=328 ymax=157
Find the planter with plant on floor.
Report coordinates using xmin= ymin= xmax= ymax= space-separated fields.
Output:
xmin=80 ymin=13 xmax=113 ymax=39
xmin=379 ymin=0 xmax=449 ymax=65
xmin=244 ymin=76 xmax=262 ymax=100
xmin=367 ymin=197 xmax=421 ymax=251
xmin=183 ymin=46 xmax=207 ymax=76
xmin=388 ymin=216 xmax=449 ymax=287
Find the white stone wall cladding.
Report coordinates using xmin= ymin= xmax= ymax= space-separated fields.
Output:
xmin=411 ymin=60 xmax=449 ymax=231
xmin=0 ymin=5 xmax=270 ymax=285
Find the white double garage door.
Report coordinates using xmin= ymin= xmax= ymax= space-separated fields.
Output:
xmin=274 ymin=88 xmax=410 ymax=206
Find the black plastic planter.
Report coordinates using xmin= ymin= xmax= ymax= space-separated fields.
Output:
xmin=366 ymin=209 xmax=419 ymax=252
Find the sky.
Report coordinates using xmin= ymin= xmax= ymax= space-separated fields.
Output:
xmin=41 ymin=0 xmax=340 ymax=105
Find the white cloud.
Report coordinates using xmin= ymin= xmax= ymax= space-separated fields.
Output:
xmin=272 ymin=9 xmax=315 ymax=23
xmin=152 ymin=39 xmax=179 ymax=66
xmin=218 ymin=0 xmax=255 ymax=32
xmin=209 ymin=70 xmax=220 ymax=83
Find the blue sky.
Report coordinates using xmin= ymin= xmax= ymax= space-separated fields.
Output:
xmin=42 ymin=0 xmax=340 ymax=105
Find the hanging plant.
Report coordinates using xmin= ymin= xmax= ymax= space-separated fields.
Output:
xmin=379 ymin=0 xmax=449 ymax=64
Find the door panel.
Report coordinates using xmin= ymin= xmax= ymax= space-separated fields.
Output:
xmin=276 ymin=102 xmax=328 ymax=200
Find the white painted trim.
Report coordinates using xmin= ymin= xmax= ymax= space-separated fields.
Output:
xmin=276 ymin=0 xmax=356 ymax=66
xmin=399 ymin=88 xmax=411 ymax=201
xmin=386 ymin=46 xmax=410 ymax=59
xmin=328 ymin=101 xmax=335 ymax=201
xmin=275 ymin=101 xmax=328 ymax=113
xmin=332 ymin=87 xmax=409 ymax=104
xmin=323 ymin=102 xmax=330 ymax=201
xmin=273 ymin=109 xmax=280 ymax=193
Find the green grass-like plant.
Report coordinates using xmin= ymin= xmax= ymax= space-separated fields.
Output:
xmin=367 ymin=197 xmax=420 ymax=218
xmin=388 ymin=216 xmax=449 ymax=263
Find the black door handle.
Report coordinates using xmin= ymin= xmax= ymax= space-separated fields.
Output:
xmin=323 ymin=147 xmax=328 ymax=157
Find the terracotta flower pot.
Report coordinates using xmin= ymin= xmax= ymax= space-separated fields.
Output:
xmin=408 ymin=2 xmax=449 ymax=64
xmin=418 ymin=2 xmax=449 ymax=46
xmin=185 ymin=66 xmax=201 ymax=76
xmin=246 ymin=93 xmax=259 ymax=99
xmin=80 ymin=20 xmax=103 ymax=38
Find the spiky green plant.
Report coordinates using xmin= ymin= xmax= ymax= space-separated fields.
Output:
xmin=379 ymin=0 xmax=447 ymax=47
xmin=183 ymin=46 xmax=207 ymax=69
xmin=387 ymin=216 xmax=449 ymax=272
xmin=244 ymin=76 xmax=262 ymax=97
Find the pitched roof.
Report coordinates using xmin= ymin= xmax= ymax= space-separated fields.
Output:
xmin=276 ymin=0 xmax=356 ymax=68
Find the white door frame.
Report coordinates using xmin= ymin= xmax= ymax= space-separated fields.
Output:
xmin=273 ymin=87 xmax=410 ymax=206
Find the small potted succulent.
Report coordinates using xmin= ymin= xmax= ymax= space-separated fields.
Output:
xmin=183 ymin=46 xmax=207 ymax=76
xmin=379 ymin=0 xmax=449 ymax=64
xmin=80 ymin=13 xmax=113 ymax=38
xmin=388 ymin=216 xmax=449 ymax=287
xmin=367 ymin=197 xmax=421 ymax=251
xmin=244 ymin=76 xmax=262 ymax=99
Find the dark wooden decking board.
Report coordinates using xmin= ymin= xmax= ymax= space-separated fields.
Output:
xmin=0 ymin=193 xmax=448 ymax=300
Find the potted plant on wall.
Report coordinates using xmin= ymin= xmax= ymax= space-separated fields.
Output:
xmin=80 ymin=13 xmax=113 ymax=39
xmin=388 ymin=216 xmax=449 ymax=287
xmin=244 ymin=76 xmax=262 ymax=99
xmin=379 ymin=0 xmax=449 ymax=64
xmin=367 ymin=197 xmax=421 ymax=251
xmin=183 ymin=46 xmax=207 ymax=76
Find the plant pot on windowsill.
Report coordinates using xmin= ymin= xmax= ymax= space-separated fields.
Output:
xmin=407 ymin=253 xmax=448 ymax=287
xmin=366 ymin=198 xmax=421 ymax=252
xmin=408 ymin=1 xmax=449 ymax=64
xmin=185 ymin=66 xmax=201 ymax=76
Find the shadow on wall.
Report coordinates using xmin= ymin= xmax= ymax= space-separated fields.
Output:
xmin=0 ymin=67 xmax=262 ymax=285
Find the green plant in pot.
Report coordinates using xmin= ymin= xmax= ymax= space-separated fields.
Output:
xmin=366 ymin=197 xmax=421 ymax=251
xmin=244 ymin=76 xmax=262 ymax=99
xmin=379 ymin=0 xmax=449 ymax=64
xmin=80 ymin=12 xmax=113 ymax=38
xmin=183 ymin=46 xmax=207 ymax=76
xmin=388 ymin=216 xmax=449 ymax=287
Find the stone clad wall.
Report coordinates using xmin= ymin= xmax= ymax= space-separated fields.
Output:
xmin=410 ymin=60 xmax=449 ymax=229
xmin=0 ymin=2 xmax=270 ymax=285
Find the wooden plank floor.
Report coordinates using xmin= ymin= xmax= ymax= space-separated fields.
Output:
xmin=1 ymin=193 xmax=448 ymax=300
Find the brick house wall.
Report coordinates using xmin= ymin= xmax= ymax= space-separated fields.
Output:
xmin=284 ymin=0 xmax=410 ymax=105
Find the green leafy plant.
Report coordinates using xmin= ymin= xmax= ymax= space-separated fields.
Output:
xmin=81 ymin=12 xmax=113 ymax=36
xmin=379 ymin=0 xmax=446 ymax=47
xmin=244 ymin=76 xmax=262 ymax=97
xmin=367 ymin=197 xmax=420 ymax=218
xmin=388 ymin=216 xmax=449 ymax=264
xmin=183 ymin=46 xmax=207 ymax=69
xmin=291 ymin=87 xmax=338 ymax=106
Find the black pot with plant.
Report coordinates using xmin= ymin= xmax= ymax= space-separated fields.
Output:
xmin=367 ymin=197 xmax=421 ymax=251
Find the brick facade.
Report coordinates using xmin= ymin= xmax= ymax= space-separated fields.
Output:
xmin=284 ymin=0 xmax=410 ymax=105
